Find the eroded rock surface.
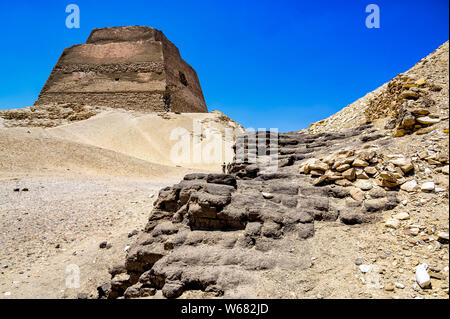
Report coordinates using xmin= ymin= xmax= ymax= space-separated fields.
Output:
xmin=98 ymin=123 xmax=411 ymax=299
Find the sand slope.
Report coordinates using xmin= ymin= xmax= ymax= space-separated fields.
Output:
xmin=46 ymin=110 xmax=243 ymax=171
xmin=0 ymin=128 xmax=196 ymax=179
xmin=0 ymin=109 xmax=244 ymax=177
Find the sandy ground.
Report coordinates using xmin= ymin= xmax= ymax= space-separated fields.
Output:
xmin=1 ymin=109 xmax=244 ymax=172
xmin=0 ymin=173 xmax=205 ymax=299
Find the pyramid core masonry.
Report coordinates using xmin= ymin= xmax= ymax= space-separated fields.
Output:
xmin=35 ymin=26 xmax=207 ymax=113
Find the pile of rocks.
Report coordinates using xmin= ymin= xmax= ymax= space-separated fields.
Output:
xmin=417 ymin=149 xmax=449 ymax=167
xmin=0 ymin=103 xmax=101 ymax=128
xmin=299 ymin=148 xmax=416 ymax=191
xmin=370 ymin=75 xmax=445 ymax=137
xmin=391 ymin=77 xmax=443 ymax=136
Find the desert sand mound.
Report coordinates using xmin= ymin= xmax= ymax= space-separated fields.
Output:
xmin=0 ymin=128 xmax=195 ymax=179
xmin=46 ymin=110 xmax=243 ymax=171
xmin=0 ymin=108 xmax=244 ymax=173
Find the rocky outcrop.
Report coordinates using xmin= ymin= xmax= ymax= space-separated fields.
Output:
xmin=98 ymin=122 xmax=411 ymax=299
xmin=299 ymin=148 xmax=417 ymax=189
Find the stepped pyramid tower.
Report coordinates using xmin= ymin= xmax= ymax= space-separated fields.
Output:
xmin=35 ymin=26 xmax=207 ymax=113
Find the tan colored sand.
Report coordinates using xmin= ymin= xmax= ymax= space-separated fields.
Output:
xmin=0 ymin=128 xmax=197 ymax=179
xmin=1 ymin=109 xmax=243 ymax=172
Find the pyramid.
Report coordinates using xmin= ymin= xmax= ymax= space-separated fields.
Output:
xmin=34 ymin=26 xmax=207 ymax=113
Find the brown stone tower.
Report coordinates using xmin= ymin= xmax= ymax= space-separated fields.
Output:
xmin=35 ymin=26 xmax=208 ymax=113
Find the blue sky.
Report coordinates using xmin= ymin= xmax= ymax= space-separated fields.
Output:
xmin=0 ymin=0 xmax=448 ymax=131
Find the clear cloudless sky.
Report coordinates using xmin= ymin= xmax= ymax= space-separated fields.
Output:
xmin=0 ymin=0 xmax=448 ymax=131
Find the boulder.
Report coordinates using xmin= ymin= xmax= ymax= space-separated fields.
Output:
xmin=367 ymin=186 xmax=386 ymax=198
xmin=297 ymin=223 xmax=315 ymax=239
xmin=400 ymin=179 xmax=418 ymax=192
xmin=401 ymin=91 xmax=420 ymax=100
xmin=391 ymin=158 xmax=414 ymax=173
xmin=421 ymin=182 xmax=435 ymax=192
xmin=312 ymin=175 xmax=328 ymax=186
xmin=245 ymin=222 xmax=262 ymax=237
xmin=352 ymin=159 xmax=369 ymax=167
xmin=109 ymin=262 xmax=127 ymax=277
xmin=350 ymin=188 xmax=365 ymax=201
xmin=340 ymin=210 xmax=366 ymax=225
xmin=354 ymin=180 xmax=373 ymax=191
xmin=364 ymin=166 xmax=378 ymax=176
xmin=269 ymin=182 xmax=299 ymax=195
xmin=416 ymin=127 xmax=435 ymax=135
xmin=261 ymin=221 xmax=282 ymax=238
xmin=125 ymin=244 xmax=166 ymax=272
xmin=111 ymin=273 xmax=131 ymax=291
xmin=415 ymin=78 xmax=426 ymax=86
xmin=356 ymin=170 xmax=369 ymax=179
xmin=394 ymin=129 xmax=407 ymax=137
xmin=364 ymin=198 xmax=388 ymax=212
xmin=206 ymin=174 xmax=237 ymax=188
xmin=308 ymin=160 xmax=329 ymax=171
xmin=342 ymin=168 xmax=356 ymax=181
xmin=124 ymin=283 xmax=156 ymax=299
xmin=335 ymin=164 xmax=351 ymax=172
xmin=335 ymin=179 xmax=353 ymax=187
xmin=328 ymin=186 xmax=351 ymax=198
xmin=97 ymin=282 xmax=113 ymax=299
xmin=324 ymin=171 xmax=343 ymax=181
xmin=379 ymin=171 xmax=397 ymax=183
xmin=416 ymin=116 xmax=440 ymax=125
xmin=401 ymin=113 xmax=416 ymax=128
xmin=184 ymin=173 xmax=207 ymax=180
xmin=162 ymin=281 xmax=185 ymax=299
xmin=410 ymin=108 xmax=430 ymax=116
xmin=310 ymin=169 xmax=324 ymax=176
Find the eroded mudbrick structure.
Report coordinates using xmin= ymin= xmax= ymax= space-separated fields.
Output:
xmin=35 ymin=26 xmax=207 ymax=112
xmin=98 ymin=124 xmax=412 ymax=299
